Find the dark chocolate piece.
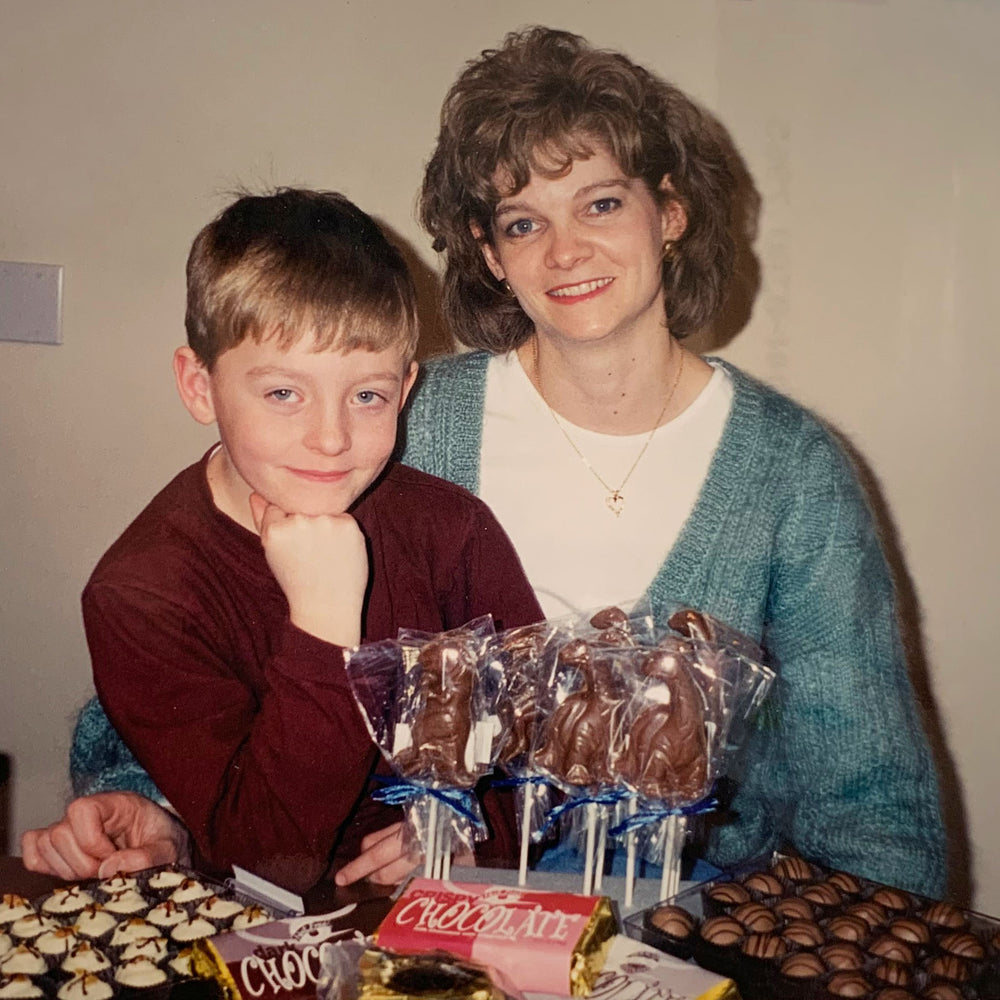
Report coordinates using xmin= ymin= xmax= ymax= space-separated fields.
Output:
xmin=846 ymin=900 xmax=889 ymax=929
xmin=706 ymin=882 xmax=750 ymax=907
xmin=921 ymin=902 xmax=966 ymax=930
xmin=888 ymin=917 xmax=931 ymax=945
xmin=926 ymin=955 xmax=969 ymax=982
xmin=827 ymin=870 xmax=863 ymax=895
xmin=800 ymin=881 xmax=841 ymax=907
xmin=921 ymin=984 xmax=963 ymax=1000
xmin=773 ymin=896 xmax=814 ymax=922
xmin=873 ymin=960 xmax=912 ymax=987
xmin=828 ymin=915 xmax=869 ymax=943
xmin=871 ymin=887 xmax=911 ymax=914
xmin=939 ymin=930 xmax=984 ymax=960
xmin=742 ymin=872 xmax=783 ymax=897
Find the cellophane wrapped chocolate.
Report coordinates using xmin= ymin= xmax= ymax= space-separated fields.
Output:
xmin=345 ymin=617 xmax=502 ymax=878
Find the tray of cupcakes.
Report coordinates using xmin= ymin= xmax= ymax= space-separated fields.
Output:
xmin=0 ymin=867 xmax=283 ymax=1000
xmin=622 ymin=852 xmax=1000 ymax=1000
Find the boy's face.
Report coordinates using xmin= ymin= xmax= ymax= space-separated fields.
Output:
xmin=178 ymin=332 xmax=417 ymax=526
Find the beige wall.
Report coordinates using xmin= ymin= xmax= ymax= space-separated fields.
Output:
xmin=2 ymin=0 xmax=996 ymax=910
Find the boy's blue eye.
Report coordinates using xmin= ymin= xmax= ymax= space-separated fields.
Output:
xmin=269 ymin=388 xmax=295 ymax=402
xmin=356 ymin=390 xmax=385 ymax=405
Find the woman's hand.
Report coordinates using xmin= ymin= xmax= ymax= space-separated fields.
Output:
xmin=21 ymin=792 xmax=190 ymax=880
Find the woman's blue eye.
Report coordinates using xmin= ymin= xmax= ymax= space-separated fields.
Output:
xmin=505 ymin=218 xmax=535 ymax=237
xmin=591 ymin=197 xmax=621 ymax=214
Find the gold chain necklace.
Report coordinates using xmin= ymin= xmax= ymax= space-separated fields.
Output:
xmin=532 ymin=340 xmax=685 ymax=517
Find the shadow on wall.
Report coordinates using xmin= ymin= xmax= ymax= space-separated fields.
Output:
xmin=834 ymin=431 xmax=972 ymax=906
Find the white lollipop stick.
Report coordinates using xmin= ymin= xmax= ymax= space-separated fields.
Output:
xmin=583 ymin=802 xmax=597 ymax=896
xmin=518 ymin=783 xmax=533 ymax=886
xmin=594 ymin=808 xmax=607 ymax=892
xmin=424 ymin=796 xmax=438 ymax=879
xmin=441 ymin=819 xmax=452 ymax=880
xmin=659 ymin=814 xmax=675 ymax=901
xmin=625 ymin=796 xmax=638 ymax=908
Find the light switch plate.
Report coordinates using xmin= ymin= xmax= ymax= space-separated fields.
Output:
xmin=0 ymin=260 xmax=63 ymax=344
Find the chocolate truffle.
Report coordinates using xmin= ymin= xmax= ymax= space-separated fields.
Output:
xmin=782 ymin=919 xmax=825 ymax=949
xmin=821 ymin=942 xmax=866 ymax=971
xmin=921 ymin=903 xmax=966 ymax=930
xmin=732 ymin=902 xmax=778 ymax=934
xmin=926 ymin=955 xmax=969 ymax=982
xmin=939 ymin=930 xmax=984 ymax=960
xmin=743 ymin=872 xmax=783 ymax=897
xmin=699 ymin=916 xmax=743 ymax=947
xmin=800 ymin=881 xmax=842 ymax=907
xmin=873 ymin=960 xmax=911 ymax=988
xmin=706 ymin=882 xmax=750 ymax=907
xmin=871 ymin=887 xmax=911 ymax=914
xmin=868 ymin=934 xmax=914 ymax=964
xmin=780 ymin=952 xmax=825 ymax=979
xmin=740 ymin=933 xmax=786 ymax=960
xmin=921 ymin=984 xmax=963 ymax=1000
xmin=847 ymin=900 xmax=889 ymax=929
xmin=773 ymin=856 xmax=814 ymax=883
xmin=828 ymin=870 xmax=863 ymax=895
xmin=649 ymin=905 xmax=695 ymax=940
xmin=827 ymin=971 xmax=872 ymax=997
xmin=828 ymin=915 xmax=869 ymax=943
xmin=889 ymin=917 xmax=931 ymax=945
xmin=774 ymin=896 xmax=815 ymax=922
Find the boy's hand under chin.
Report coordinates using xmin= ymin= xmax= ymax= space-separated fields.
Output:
xmin=249 ymin=493 xmax=368 ymax=648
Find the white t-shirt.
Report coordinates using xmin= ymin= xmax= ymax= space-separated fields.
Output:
xmin=479 ymin=353 xmax=733 ymax=619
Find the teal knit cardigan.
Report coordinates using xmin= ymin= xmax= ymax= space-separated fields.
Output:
xmin=70 ymin=352 xmax=946 ymax=896
xmin=401 ymin=352 xmax=946 ymax=896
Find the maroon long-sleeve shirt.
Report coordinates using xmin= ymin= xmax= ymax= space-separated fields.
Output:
xmin=84 ymin=450 xmax=542 ymax=893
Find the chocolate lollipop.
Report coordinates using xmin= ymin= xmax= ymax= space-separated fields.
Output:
xmin=668 ymin=608 xmax=764 ymax=662
xmin=397 ymin=637 xmax=477 ymax=786
xmin=494 ymin=623 xmax=550 ymax=767
xmin=617 ymin=639 xmax=709 ymax=803
xmin=534 ymin=639 xmax=621 ymax=787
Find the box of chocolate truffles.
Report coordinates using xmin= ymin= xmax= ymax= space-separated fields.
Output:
xmin=622 ymin=852 xmax=1000 ymax=1000
xmin=0 ymin=866 xmax=283 ymax=1000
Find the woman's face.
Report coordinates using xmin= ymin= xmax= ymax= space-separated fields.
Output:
xmin=481 ymin=146 xmax=686 ymax=349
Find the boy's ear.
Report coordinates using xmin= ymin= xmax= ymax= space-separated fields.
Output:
xmin=398 ymin=361 xmax=419 ymax=412
xmin=471 ymin=221 xmax=505 ymax=282
xmin=173 ymin=346 xmax=217 ymax=426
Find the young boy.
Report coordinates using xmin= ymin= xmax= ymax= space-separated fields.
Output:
xmin=26 ymin=189 xmax=542 ymax=893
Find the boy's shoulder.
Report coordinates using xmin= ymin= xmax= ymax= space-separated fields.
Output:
xmin=367 ymin=461 xmax=487 ymax=512
xmin=87 ymin=450 xmax=253 ymax=594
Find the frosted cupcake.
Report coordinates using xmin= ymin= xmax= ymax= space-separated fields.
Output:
xmin=102 ymin=890 xmax=147 ymax=916
xmin=34 ymin=927 xmax=79 ymax=958
xmin=196 ymin=896 xmax=243 ymax=924
xmin=169 ymin=948 xmax=195 ymax=978
xmin=114 ymin=958 xmax=167 ymax=989
xmin=0 ymin=975 xmax=45 ymax=999
xmin=96 ymin=875 xmax=136 ymax=896
xmin=60 ymin=943 xmax=111 ymax=976
xmin=146 ymin=868 xmax=187 ymax=892
xmin=110 ymin=920 xmax=158 ymax=948
xmin=232 ymin=906 xmax=271 ymax=931
xmin=0 ymin=946 xmax=46 ymax=977
xmin=169 ymin=880 xmax=211 ymax=906
xmin=40 ymin=889 xmax=94 ymax=918
xmin=57 ymin=974 xmax=112 ymax=1000
xmin=0 ymin=899 xmax=33 ymax=928
xmin=71 ymin=907 xmax=115 ymax=942
xmin=146 ymin=902 xmax=187 ymax=930
xmin=121 ymin=936 xmax=168 ymax=963
xmin=9 ymin=917 xmax=56 ymax=942
xmin=170 ymin=916 xmax=215 ymax=943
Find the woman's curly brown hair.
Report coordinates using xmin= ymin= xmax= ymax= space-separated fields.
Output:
xmin=419 ymin=26 xmax=739 ymax=353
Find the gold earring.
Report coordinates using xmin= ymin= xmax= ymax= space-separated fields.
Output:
xmin=501 ymin=279 xmax=516 ymax=298
xmin=662 ymin=240 xmax=677 ymax=261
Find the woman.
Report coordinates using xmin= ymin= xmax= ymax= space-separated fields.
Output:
xmin=25 ymin=27 xmax=945 ymax=897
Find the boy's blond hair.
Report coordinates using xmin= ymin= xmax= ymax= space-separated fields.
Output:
xmin=186 ymin=188 xmax=419 ymax=369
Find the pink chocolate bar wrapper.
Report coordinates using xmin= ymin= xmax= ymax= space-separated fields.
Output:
xmin=374 ymin=879 xmax=617 ymax=997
